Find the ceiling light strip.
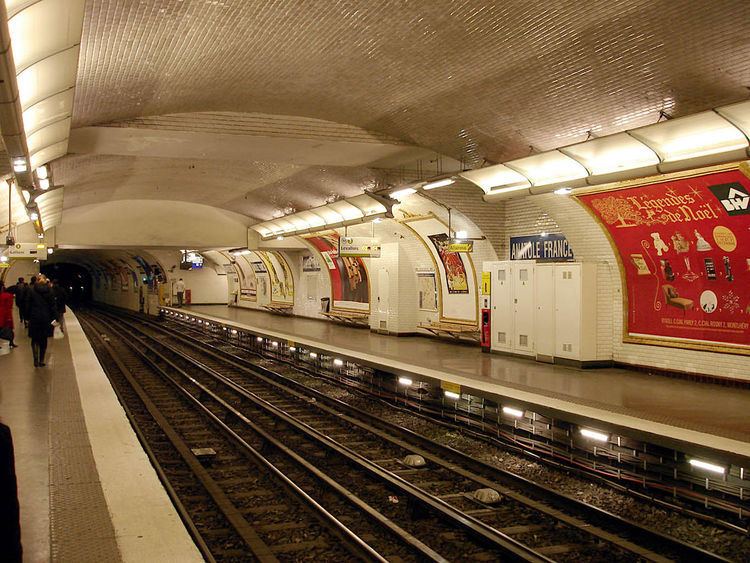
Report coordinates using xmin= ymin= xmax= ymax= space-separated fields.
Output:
xmin=468 ymin=101 xmax=750 ymax=201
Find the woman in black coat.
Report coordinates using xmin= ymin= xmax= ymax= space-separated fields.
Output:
xmin=26 ymin=275 xmax=57 ymax=367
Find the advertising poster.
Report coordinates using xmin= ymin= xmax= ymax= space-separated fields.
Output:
xmin=578 ymin=166 xmax=750 ymax=354
xmin=237 ymin=255 xmax=257 ymax=300
xmin=304 ymin=232 xmax=370 ymax=311
xmin=256 ymin=251 xmax=294 ymax=304
xmin=401 ymin=215 xmax=477 ymax=324
xmin=427 ymin=233 xmax=469 ymax=294
xmin=302 ymin=255 xmax=320 ymax=272
xmin=417 ymin=271 xmax=438 ymax=311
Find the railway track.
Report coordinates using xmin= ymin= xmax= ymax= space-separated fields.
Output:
xmin=83 ymin=308 xmax=728 ymax=562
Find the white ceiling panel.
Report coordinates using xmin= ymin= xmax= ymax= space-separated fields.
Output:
xmin=30 ymin=139 xmax=67 ymax=170
xmin=23 ymin=89 xmax=74 ymax=137
xmin=561 ymin=133 xmax=660 ymax=176
xmin=18 ymin=47 xmax=79 ymax=112
xmin=27 ymin=117 xmax=71 ymax=155
xmin=505 ymin=151 xmax=588 ymax=188
xmin=459 ymin=164 xmax=530 ymax=193
xmin=8 ymin=0 xmax=85 ymax=72
xmin=716 ymin=100 xmax=750 ymax=140
xmin=630 ymin=111 xmax=748 ymax=163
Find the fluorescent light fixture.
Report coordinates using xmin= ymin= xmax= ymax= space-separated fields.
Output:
xmin=444 ymin=390 xmax=461 ymax=400
xmin=460 ymin=164 xmax=530 ymax=194
xmin=289 ymin=346 xmax=296 ymax=352
xmin=454 ymin=230 xmax=467 ymax=239
xmin=580 ymin=428 xmax=609 ymax=442
xmin=502 ymin=406 xmax=524 ymax=418
xmin=506 ymin=151 xmax=588 ymax=187
xmin=271 ymin=341 xmax=279 ymax=347
xmin=333 ymin=358 xmax=344 ymax=367
xmin=422 ymin=178 xmax=455 ymax=190
xmin=389 ymin=187 xmax=417 ymax=200
xmin=256 ymin=336 xmax=263 ymax=342
xmin=231 ymin=329 xmax=238 ymax=335
xmin=13 ymin=158 xmax=27 ymax=173
xmin=398 ymin=377 xmax=413 ymax=386
xmin=553 ymin=187 xmax=573 ymax=195
xmin=47 ymin=248 xmax=53 ymax=254
xmin=36 ymin=165 xmax=48 ymax=179
xmin=630 ymin=111 xmax=748 ymax=163
xmin=309 ymin=352 xmax=318 ymax=359
xmin=688 ymin=459 xmax=726 ymax=474
xmin=39 ymin=178 xmax=50 ymax=190
xmin=562 ymin=132 xmax=659 ymax=176
xmin=29 ymin=211 xmax=39 ymax=221
xmin=0 ymin=256 xmax=8 ymax=263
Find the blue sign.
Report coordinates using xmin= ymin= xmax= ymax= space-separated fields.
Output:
xmin=510 ymin=234 xmax=574 ymax=261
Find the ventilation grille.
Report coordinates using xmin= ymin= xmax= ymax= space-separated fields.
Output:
xmin=562 ymin=343 xmax=573 ymax=352
xmin=519 ymin=334 xmax=528 ymax=347
xmin=379 ymin=320 xmax=387 ymax=329
xmin=497 ymin=331 xmax=506 ymax=344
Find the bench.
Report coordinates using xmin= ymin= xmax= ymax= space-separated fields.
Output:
xmin=418 ymin=321 xmax=480 ymax=342
xmin=263 ymin=304 xmax=294 ymax=316
xmin=321 ymin=310 xmax=370 ymax=326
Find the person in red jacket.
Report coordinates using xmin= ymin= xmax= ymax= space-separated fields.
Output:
xmin=0 ymin=282 xmax=17 ymax=348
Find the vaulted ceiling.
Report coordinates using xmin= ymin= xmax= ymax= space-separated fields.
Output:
xmin=37 ymin=0 xmax=750 ymax=227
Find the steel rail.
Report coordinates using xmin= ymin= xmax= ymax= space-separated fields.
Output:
xmin=123 ymin=308 xmax=731 ymax=563
xmin=79 ymin=315 xmax=279 ymax=561
xmin=95 ymin=309 xmax=554 ymax=562
xmin=88 ymin=313 xmax=396 ymax=563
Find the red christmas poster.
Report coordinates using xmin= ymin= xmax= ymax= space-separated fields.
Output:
xmin=578 ymin=166 xmax=750 ymax=354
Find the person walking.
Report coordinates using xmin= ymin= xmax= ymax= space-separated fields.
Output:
xmin=175 ymin=278 xmax=186 ymax=307
xmin=22 ymin=276 xmax=36 ymax=330
xmin=26 ymin=275 xmax=56 ymax=367
xmin=51 ymin=279 xmax=68 ymax=335
xmin=0 ymin=282 xmax=17 ymax=348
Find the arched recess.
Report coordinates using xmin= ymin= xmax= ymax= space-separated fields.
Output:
xmin=529 ymin=192 xmax=748 ymax=381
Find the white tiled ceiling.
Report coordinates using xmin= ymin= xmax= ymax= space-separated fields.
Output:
xmin=41 ymin=0 xmax=750 ymax=222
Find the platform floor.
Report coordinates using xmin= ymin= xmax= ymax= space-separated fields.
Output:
xmin=0 ymin=310 xmax=202 ymax=562
xmin=183 ymin=305 xmax=750 ymax=459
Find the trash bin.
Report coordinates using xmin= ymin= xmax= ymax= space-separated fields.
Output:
xmin=185 ymin=289 xmax=192 ymax=305
xmin=320 ymin=297 xmax=330 ymax=313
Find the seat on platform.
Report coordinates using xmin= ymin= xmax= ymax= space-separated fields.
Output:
xmin=321 ymin=310 xmax=369 ymax=326
xmin=418 ymin=321 xmax=480 ymax=342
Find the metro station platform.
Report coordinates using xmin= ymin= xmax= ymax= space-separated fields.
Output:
xmin=180 ymin=305 xmax=750 ymax=462
xmin=0 ymin=311 xmax=202 ymax=563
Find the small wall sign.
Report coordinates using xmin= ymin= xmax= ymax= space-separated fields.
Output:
xmin=509 ymin=234 xmax=574 ymax=261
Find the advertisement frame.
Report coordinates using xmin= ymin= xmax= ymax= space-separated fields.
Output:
xmin=575 ymin=161 xmax=750 ymax=356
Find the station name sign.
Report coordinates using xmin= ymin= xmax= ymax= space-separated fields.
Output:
xmin=510 ymin=234 xmax=574 ymax=261
xmin=6 ymin=242 xmax=47 ymax=260
xmin=338 ymin=236 xmax=381 ymax=258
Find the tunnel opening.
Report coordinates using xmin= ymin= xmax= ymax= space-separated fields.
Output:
xmin=40 ymin=262 xmax=93 ymax=307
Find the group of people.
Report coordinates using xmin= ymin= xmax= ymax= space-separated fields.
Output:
xmin=0 ymin=275 xmax=68 ymax=367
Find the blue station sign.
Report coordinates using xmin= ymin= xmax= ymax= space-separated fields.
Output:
xmin=510 ymin=233 xmax=574 ymax=261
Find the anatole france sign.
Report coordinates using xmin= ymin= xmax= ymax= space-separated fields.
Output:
xmin=510 ymin=234 xmax=574 ymax=261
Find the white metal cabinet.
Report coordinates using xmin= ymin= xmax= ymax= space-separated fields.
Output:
xmin=486 ymin=262 xmax=512 ymax=352
xmin=554 ymin=262 xmax=599 ymax=361
xmin=534 ymin=263 xmax=556 ymax=361
xmin=484 ymin=260 xmax=535 ymax=356
xmin=511 ymin=262 xmax=535 ymax=355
